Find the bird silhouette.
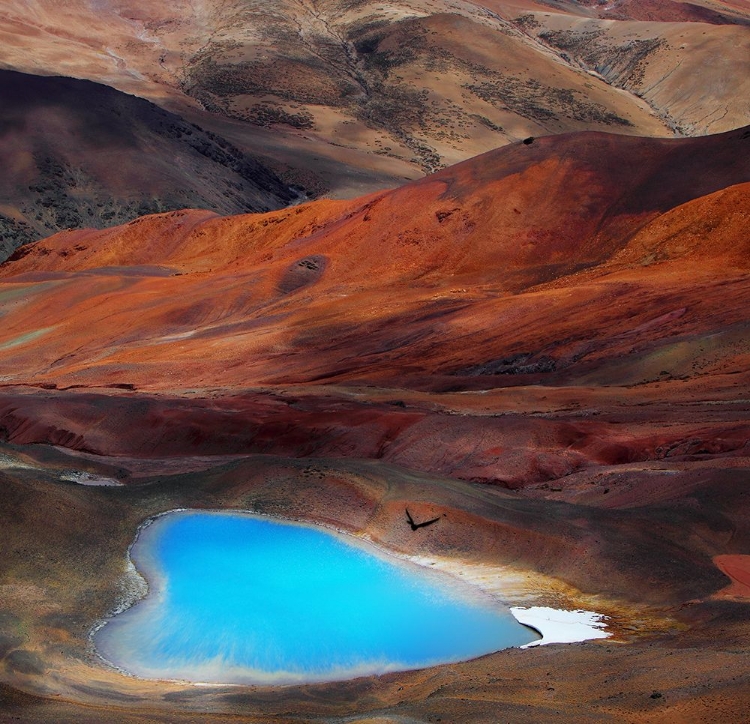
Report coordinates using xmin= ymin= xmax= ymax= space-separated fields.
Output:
xmin=405 ymin=508 xmax=441 ymax=531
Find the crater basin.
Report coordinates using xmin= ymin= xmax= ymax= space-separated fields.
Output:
xmin=95 ymin=510 xmax=539 ymax=684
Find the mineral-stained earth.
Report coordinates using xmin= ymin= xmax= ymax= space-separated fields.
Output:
xmin=0 ymin=125 xmax=749 ymax=721
xmin=1 ymin=0 xmax=749 ymax=251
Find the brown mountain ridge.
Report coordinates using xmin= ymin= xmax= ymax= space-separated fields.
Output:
xmin=1 ymin=0 xmax=747 ymax=196
xmin=0 ymin=69 xmax=300 ymax=262
xmin=0 ymin=127 xmax=748 ymax=722
xmin=1 ymin=126 xmax=748 ymax=390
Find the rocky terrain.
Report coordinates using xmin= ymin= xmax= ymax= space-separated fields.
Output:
xmin=0 ymin=126 xmax=748 ymax=721
xmin=513 ymin=3 xmax=750 ymax=135
xmin=0 ymin=0 xmax=747 ymax=211
xmin=0 ymin=127 xmax=747 ymax=390
xmin=0 ymin=69 xmax=303 ymax=262
xmin=0 ymin=0 xmax=749 ymax=720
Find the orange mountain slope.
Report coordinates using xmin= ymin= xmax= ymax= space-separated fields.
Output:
xmin=0 ymin=127 xmax=748 ymax=393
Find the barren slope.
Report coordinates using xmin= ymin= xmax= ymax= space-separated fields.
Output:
xmin=2 ymin=0 xmax=746 ymax=185
xmin=0 ymin=126 xmax=748 ymax=722
xmin=1 ymin=127 xmax=748 ymax=391
xmin=513 ymin=12 xmax=750 ymax=134
xmin=0 ymin=126 xmax=747 ymax=487
xmin=495 ymin=0 xmax=750 ymax=23
xmin=0 ymin=0 xmax=747 ymax=215
xmin=0 ymin=69 xmax=298 ymax=261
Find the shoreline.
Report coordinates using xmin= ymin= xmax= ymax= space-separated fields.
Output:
xmin=92 ymin=508 xmax=614 ymax=686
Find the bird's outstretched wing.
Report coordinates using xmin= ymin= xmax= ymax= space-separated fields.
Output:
xmin=406 ymin=508 xmax=442 ymax=530
xmin=414 ymin=516 xmax=441 ymax=529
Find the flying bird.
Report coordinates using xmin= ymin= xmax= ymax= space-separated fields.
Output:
xmin=405 ymin=508 xmax=442 ymax=531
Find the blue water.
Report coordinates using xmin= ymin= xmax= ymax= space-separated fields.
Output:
xmin=95 ymin=511 xmax=538 ymax=684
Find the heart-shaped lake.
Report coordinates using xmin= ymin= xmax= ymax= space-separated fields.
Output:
xmin=94 ymin=510 xmax=538 ymax=684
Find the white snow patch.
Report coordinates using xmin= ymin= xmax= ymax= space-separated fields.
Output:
xmin=61 ymin=470 xmax=123 ymax=487
xmin=510 ymin=606 xmax=610 ymax=647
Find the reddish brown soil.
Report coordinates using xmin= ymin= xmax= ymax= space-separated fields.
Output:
xmin=0 ymin=127 xmax=748 ymax=722
xmin=0 ymin=128 xmax=748 ymax=391
xmin=601 ymin=0 xmax=745 ymax=23
xmin=714 ymin=555 xmax=750 ymax=598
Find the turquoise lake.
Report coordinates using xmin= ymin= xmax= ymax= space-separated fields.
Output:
xmin=94 ymin=511 xmax=539 ymax=684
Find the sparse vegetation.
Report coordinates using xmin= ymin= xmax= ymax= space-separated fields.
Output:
xmin=186 ymin=57 xmax=357 ymax=107
xmin=242 ymin=104 xmax=315 ymax=129
xmin=514 ymin=14 xmax=541 ymax=30
xmin=0 ymin=71 xmax=299 ymax=262
xmin=470 ymin=113 xmax=505 ymax=133
xmin=0 ymin=215 xmax=35 ymax=260
xmin=539 ymin=30 xmax=665 ymax=89
xmin=466 ymin=75 xmax=632 ymax=127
